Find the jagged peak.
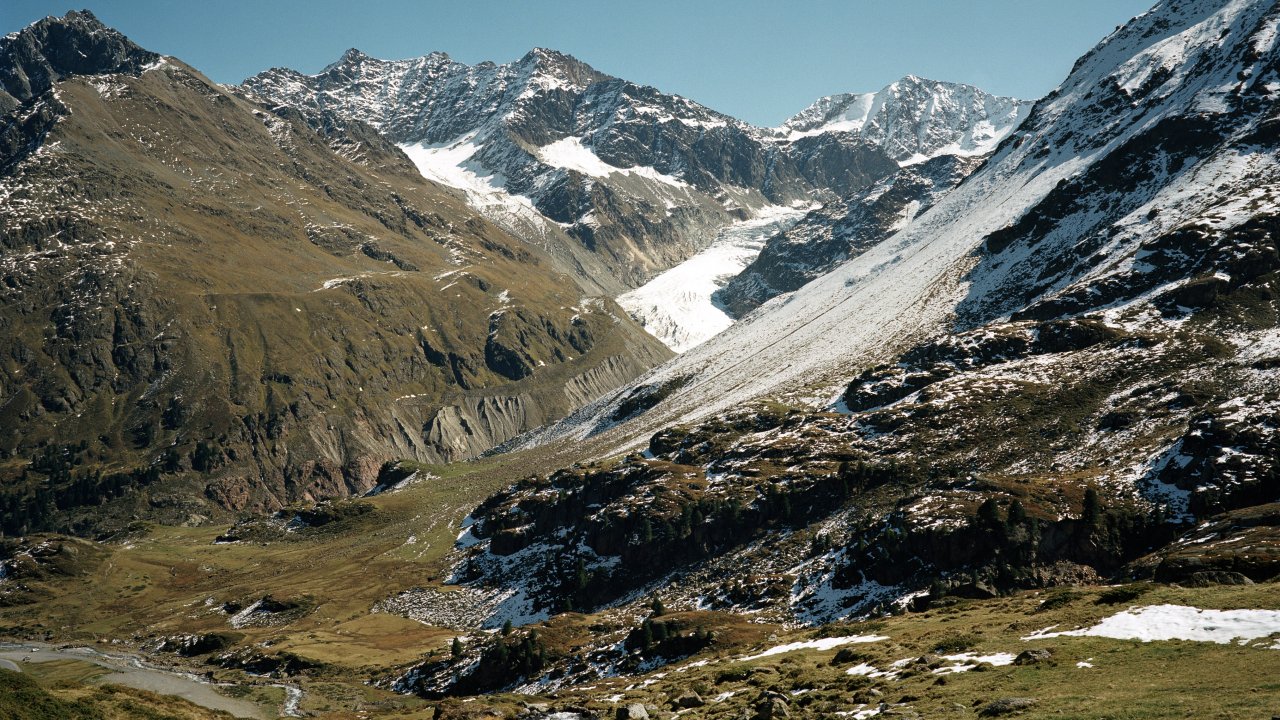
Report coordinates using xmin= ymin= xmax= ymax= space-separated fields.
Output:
xmin=318 ymin=47 xmax=375 ymax=75
xmin=515 ymin=46 xmax=609 ymax=86
xmin=782 ymin=75 xmax=1031 ymax=132
xmin=0 ymin=9 xmax=159 ymax=108
xmin=519 ymin=47 xmax=578 ymax=65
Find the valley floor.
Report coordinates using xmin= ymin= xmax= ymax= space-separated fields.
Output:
xmin=2 ymin=448 xmax=1276 ymax=719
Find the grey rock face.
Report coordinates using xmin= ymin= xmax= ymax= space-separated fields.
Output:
xmin=0 ymin=10 xmax=159 ymax=113
xmin=716 ymin=153 xmax=984 ymax=317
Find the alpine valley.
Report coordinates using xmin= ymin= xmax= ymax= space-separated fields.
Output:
xmin=1 ymin=2 xmax=1279 ymax=719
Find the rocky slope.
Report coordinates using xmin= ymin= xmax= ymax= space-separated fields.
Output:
xmin=244 ymin=50 xmax=898 ymax=291
xmin=710 ymin=78 xmax=1033 ymax=319
xmin=523 ymin=0 xmax=1280 ymax=453
xmin=446 ymin=0 xmax=1280 ymax=645
xmin=715 ymin=153 xmax=985 ymax=317
xmin=0 ymin=12 xmax=671 ymax=533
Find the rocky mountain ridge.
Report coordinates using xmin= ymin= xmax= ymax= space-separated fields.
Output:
xmin=0 ymin=12 xmax=670 ymax=533
xmin=778 ymin=74 xmax=1033 ymax=163
xmin=1 ymin=3 xmax=1279 ymax=718
xmin=522 ymin=0 xmax=1279 ymax=454
xmin=394 ymin=6 xmax=1280 ymax=700
xmin=243 ymin=49 xmax=898 ymax=291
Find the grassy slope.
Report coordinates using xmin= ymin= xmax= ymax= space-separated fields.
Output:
xmin=0 ymin=57 xmax=671 ymax=529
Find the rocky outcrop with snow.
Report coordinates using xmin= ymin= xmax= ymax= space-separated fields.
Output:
xmin=711 ymin=77 xmax=1032 ymax=318
xmin=715 ymin=153 xmax=984 ymax=317
xmin=464 ymin=0 xmax=1280 ymax=635
xmin=778 ymin=74 xmax=1033 ymax=164
xmin=0 ymin=9 xmax=158 ymax=114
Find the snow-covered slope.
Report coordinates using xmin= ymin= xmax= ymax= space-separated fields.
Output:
xmin=780 ymin=75 xmax=1033 ymax=164
xmin=244 ymin=50 xmax=897 ymax=290
xmin=616 ymin=203 xmax=813 ymax=352
xmin=526 ymin=0 xmax=1280 ymax=454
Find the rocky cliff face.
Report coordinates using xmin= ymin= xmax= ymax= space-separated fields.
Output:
xmin=715 ymin=153 xmax=984 ymax=317
xmin=244 ymin=50 xmax=899 ymax=290
xmin=0 ymin=13 xmax=671 ymax=533
xmin=0 ymin=10 xmax=157 ymax=113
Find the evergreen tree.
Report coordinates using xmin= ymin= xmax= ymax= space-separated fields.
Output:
xmin=651 ymin=596 xmax=666 ymax=616
xmin=1083 ymin=487 xmax=1102 ymax=528
xmin=1006 ymin=499 xmax=1027 ymax=526
xmin=976 ymin=497 xmax=1002 ymax=529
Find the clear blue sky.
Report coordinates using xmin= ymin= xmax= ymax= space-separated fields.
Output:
xmin=3 ymin=1 xmax=1154 ymax=127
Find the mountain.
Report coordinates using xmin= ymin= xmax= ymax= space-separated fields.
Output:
xmin=4 ymin=3 xmax=1280 ymax=718
xmin=243 ymin=49 xmax=899 ymax=292
xmin=459 ymin=0 xmax=1280 ymax=631
xmin=707 ymin=78 xmax=1034 ymax=318
xmin=0 ymin=12 xmax=671 ymax=533
xmin=777 ymin=74 xmax=1034 ymax=164
xmin=714 ymin=153 xmax=984 ymax=317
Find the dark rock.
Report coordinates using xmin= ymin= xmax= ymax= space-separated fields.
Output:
xmin=1013 ymin=648 xmax=1054 ymax=666
xmin=1184 ymin=570 xmax=1255 ymax=587
xmin=949 ymin=580 xmax=999 ymax=599
xmin=750 ymin=693 xmax=790 ymax=720
xmin=0 ymin=10 xmax=159 ymax=111
xmin=672 ymin=692 xmax=704 ymax=709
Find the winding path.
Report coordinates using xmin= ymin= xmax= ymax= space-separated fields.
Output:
xmin=0 ymin=642 xmax=283 ymax=719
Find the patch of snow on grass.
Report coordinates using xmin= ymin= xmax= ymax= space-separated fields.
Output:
xmin=740 ymin=634 xmax=888 ymax=662
xmin=933 ymin=652 xmax=1016 ymax=674
xmin=1022 ymin=605 xmax=1280 ymax=645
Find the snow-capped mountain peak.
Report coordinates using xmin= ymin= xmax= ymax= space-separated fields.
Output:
xmin=780 ymin=75 xmax=1034 ymax=163
xmin=246 ymin=47 xmax=898 ymax=292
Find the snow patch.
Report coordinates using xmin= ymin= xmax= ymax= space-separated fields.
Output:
xmin=1022 ymin=605 xmax=1280 ymax=645
xmin=739 ymin=634 xmax=888 ymax=662
xmin=618 ymin=204 xmax=812 ymax=352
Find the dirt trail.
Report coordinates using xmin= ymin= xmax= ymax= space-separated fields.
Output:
xmin=0 ymin=642 xmax=282 ymax=719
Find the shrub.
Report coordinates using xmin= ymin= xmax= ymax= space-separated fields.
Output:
xmin=1096 ymin=584 xmax=1150 ymax=605
xmin=1035 ymin=589 xmax=1081 ymax=612
xmin=931 ymin=632 xmax=978 ymax=654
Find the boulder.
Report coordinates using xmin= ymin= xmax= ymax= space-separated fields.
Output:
xmin=751 ymin=692 xmax=790 ymax=720
xmin=978 ymin=698 xmax=1037 ymax=716
xmin=1012 ymin=648 xmax=1054 ymax=666
xmin=616 ymin=703 xmax=649 ymax=720
xmin=673 ymin=692 xmax=704 ymax=709
xmin=1185 ymin=570 xmax=1254 ymax=586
